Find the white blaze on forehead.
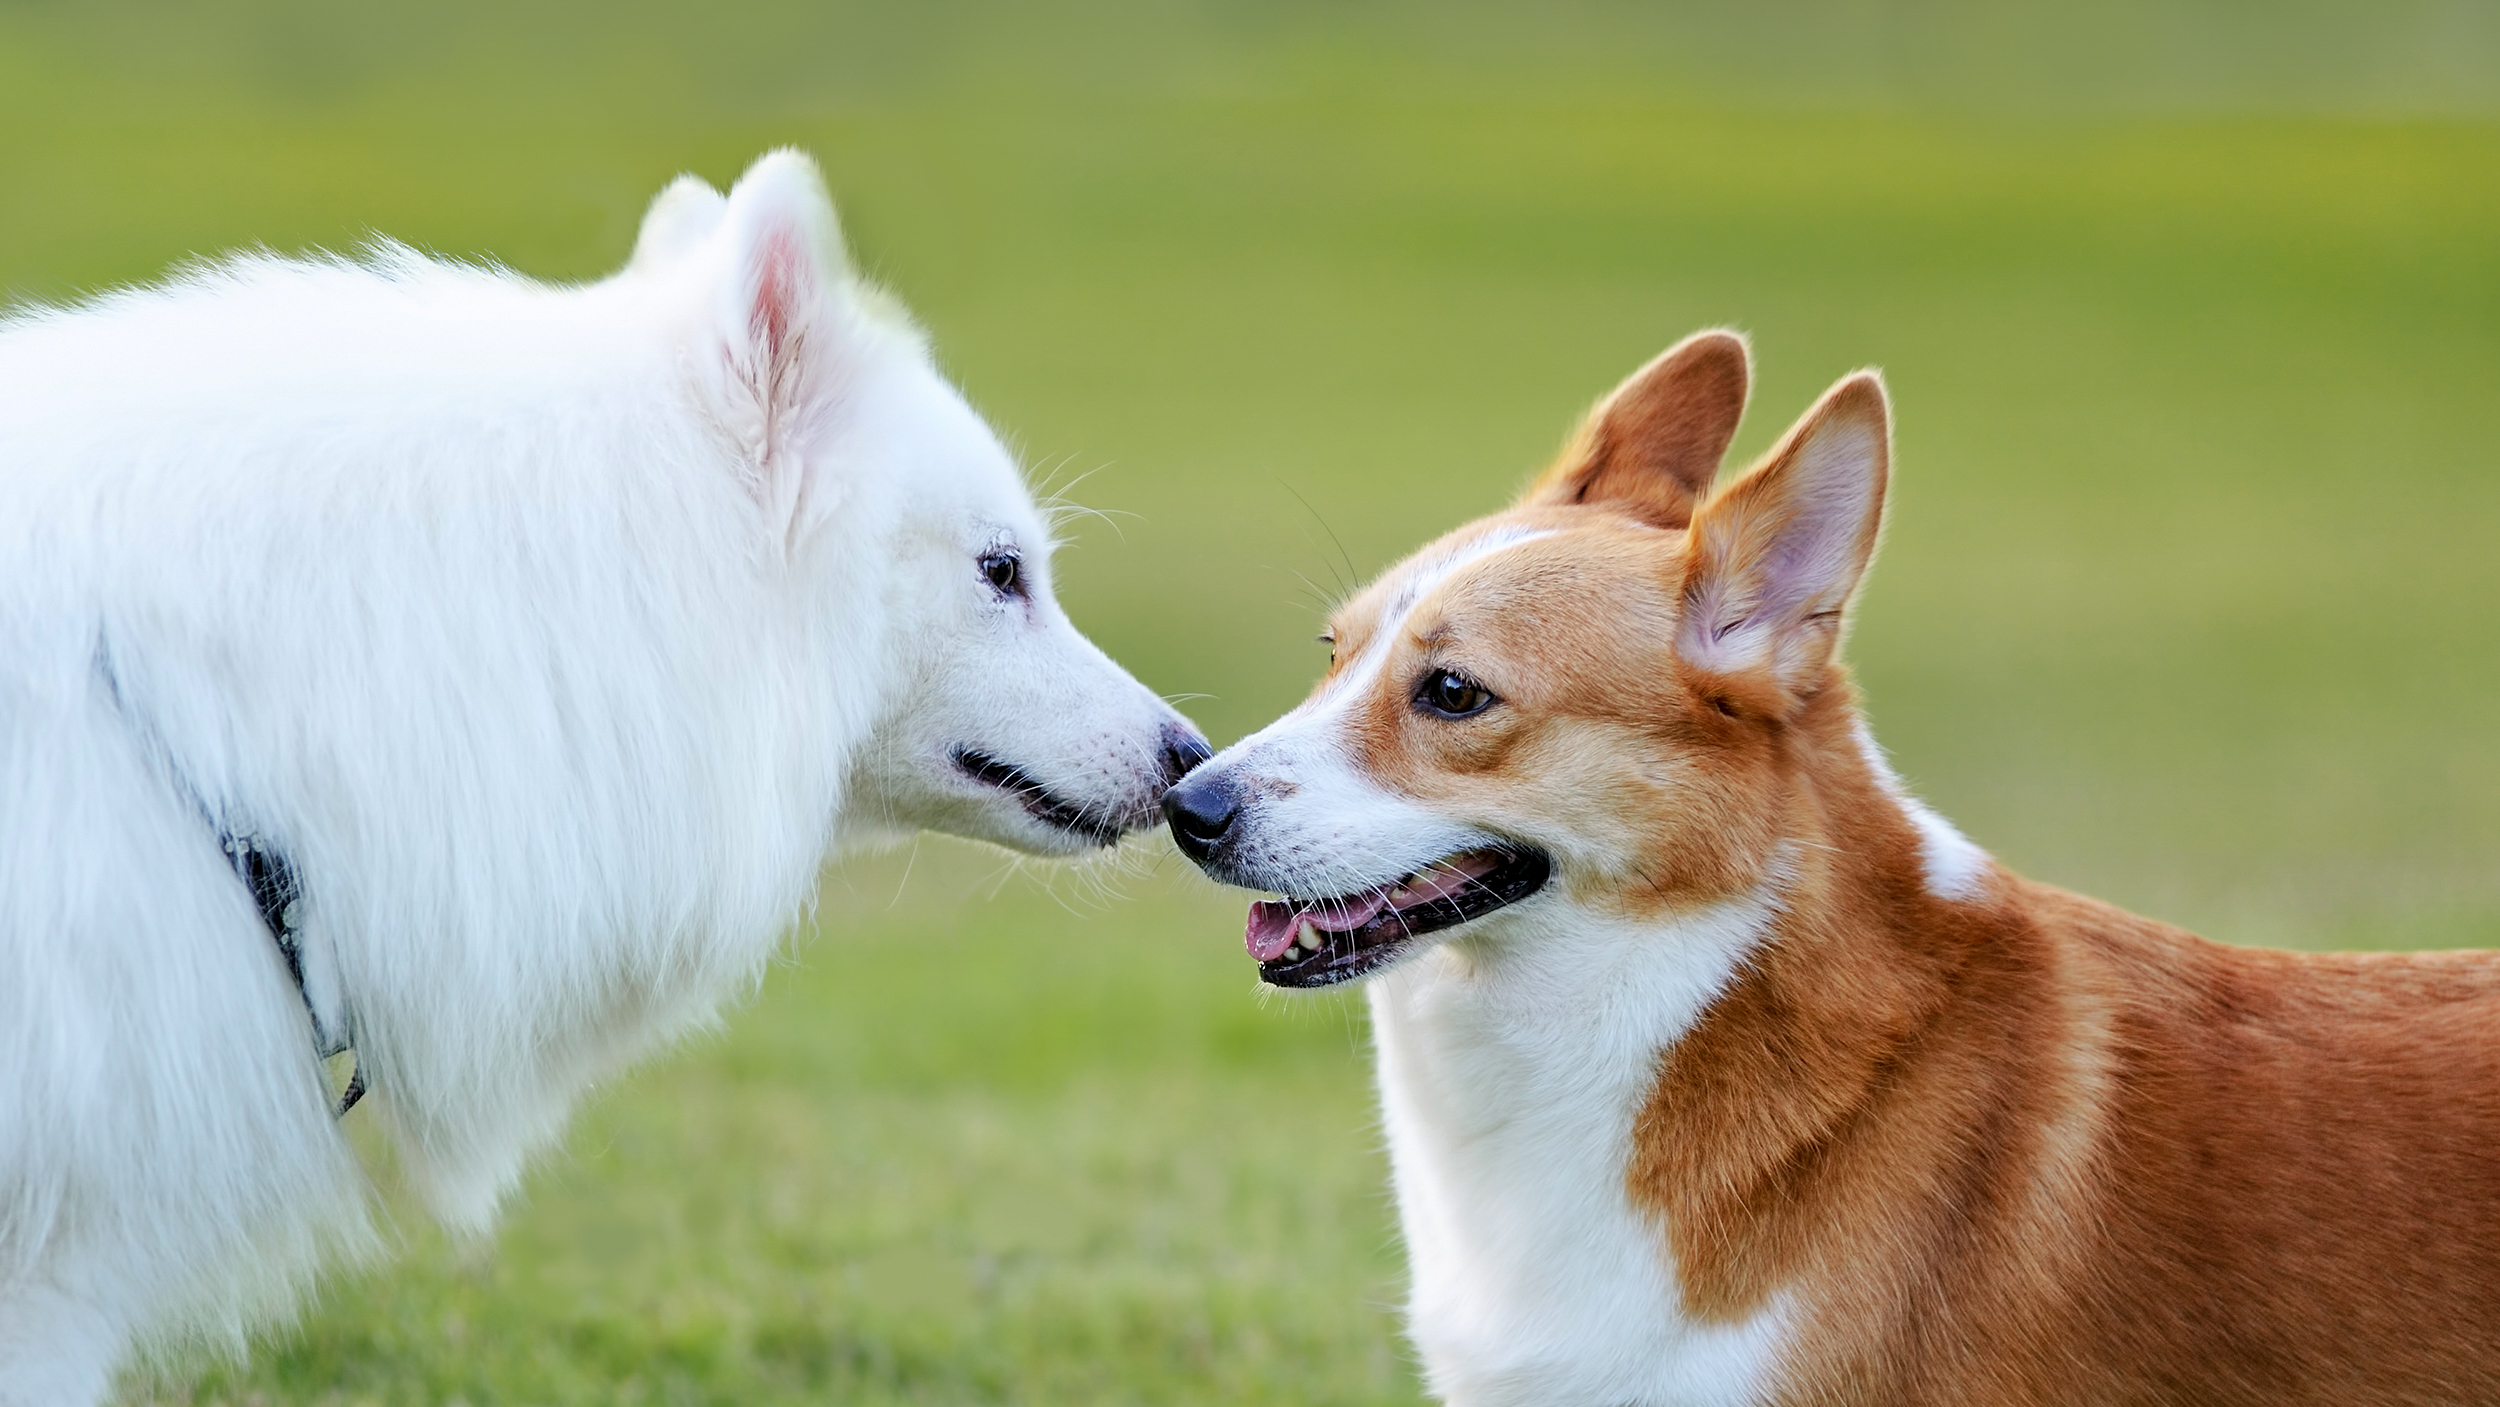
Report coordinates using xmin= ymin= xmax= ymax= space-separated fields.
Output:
xmin=1312 ymin=525 xmax=1558 ymax=713
xmin=1852 ymin=720 xmax=1991 ymax=901
xmin=1191 ymin=523 xmax=1561 ymax=902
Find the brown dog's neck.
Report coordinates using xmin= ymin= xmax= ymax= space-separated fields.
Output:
xmin=1626 ymin=686 xmax=2067 ymax=1328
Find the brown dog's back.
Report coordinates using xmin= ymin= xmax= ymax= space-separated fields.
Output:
xmin=2067 ymin=910 xmax=2500 ymax=1405
xmin=1646 ymin=846 xmax=2500 ymax=1406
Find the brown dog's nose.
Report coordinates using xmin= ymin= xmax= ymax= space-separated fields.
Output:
xmin=1162 ymin=769 xmax=1239 ymax=862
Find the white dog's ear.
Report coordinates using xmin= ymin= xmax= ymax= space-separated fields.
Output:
xmin=1678 ymin=370 xmax=1889 ymax=699
xmin=629 ymin=174 xmax=727 ymax=273
xmin=697 ymin=149 xmax=856 ymax=524
xmin=1525 ymin=329 xmax=1750 ymax=530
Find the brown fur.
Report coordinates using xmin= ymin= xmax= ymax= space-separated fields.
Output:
xmin=1322 ymin=336 xmax=2500 ymax=1403
xmin=1525 ymin=329 xmax=1752 ymax=530
xmin=1630 ymin=682 xmax=2500 ymax=1406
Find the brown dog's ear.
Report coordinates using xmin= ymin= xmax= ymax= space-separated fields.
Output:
xmin=1523 ymin=329 xmax=1751 ymax=529
xmin=1679 ymin=370 xmax=1890 ymax=700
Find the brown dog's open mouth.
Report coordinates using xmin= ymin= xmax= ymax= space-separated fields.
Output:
xmin=1243 ymin=847 xmax=1551 ymax=988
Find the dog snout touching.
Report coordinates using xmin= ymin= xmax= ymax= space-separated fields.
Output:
xmin=1158 ymin=724 xmax=1213 ymax=789
xmin=1162 ymin=770 xmax=1240 ymax=861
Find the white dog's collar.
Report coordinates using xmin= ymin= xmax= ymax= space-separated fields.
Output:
xmin=219 ymin=832 xmax=364 ymax=1117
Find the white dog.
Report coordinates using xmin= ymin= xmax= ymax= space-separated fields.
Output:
xmin=0 ymin=150 xmax=1206 ymax=1404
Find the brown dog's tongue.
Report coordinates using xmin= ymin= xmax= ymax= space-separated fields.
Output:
xmin=1246 ymin=900 xmax=1299 ymax=961
xmin=1309 ymin=890 xmax=1390 ymax=932
xmin=1246 ymin=889 xmax=1398 ymax=962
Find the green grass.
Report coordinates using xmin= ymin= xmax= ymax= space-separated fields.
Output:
xmin=149 ymin=851 xmax=1403 ymax=1406
xmin=5 ymin=2 xmax=2494 ymax=1401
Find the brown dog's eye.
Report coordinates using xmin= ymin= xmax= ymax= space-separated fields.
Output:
xmin=980 ymin=552 xmax=1024 ymax=598
xmin=1416 ymin=669 xmax=1497 ymax=719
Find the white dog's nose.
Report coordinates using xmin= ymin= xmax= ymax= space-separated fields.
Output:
xmin=1158 ymin=723 xmax=1213 ymax=791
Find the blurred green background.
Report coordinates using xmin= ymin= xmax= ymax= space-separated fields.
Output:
xmin=5 ymin=1 xmax=2493 ymax=1402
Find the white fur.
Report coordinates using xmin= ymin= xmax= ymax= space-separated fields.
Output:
xmin=1195 ymin=542 xmax=1794 ymax=1403
xmin=1207 ymin=527 xmax=1557 ymax=899
xmin=0 ymin=150 xmax=1196 ymax=1402
xmin=1372 ymin=896 xmax=1789 ymax=1407
xmin=1852 ymin=722 xmax=1992 ymax=901
xmin=1307 ymin=525 xmax=1555 ymax=735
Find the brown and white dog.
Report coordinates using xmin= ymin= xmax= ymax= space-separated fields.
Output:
xmin=1163 ymin=332 xmax=2500 ymax=1406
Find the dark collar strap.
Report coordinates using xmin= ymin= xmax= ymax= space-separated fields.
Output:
xmin=221 ymin=832 xmax=363 ymax=1117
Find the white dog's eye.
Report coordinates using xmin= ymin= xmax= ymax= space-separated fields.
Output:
xmin=1416 ymin=669 xmax=1497 ymax=719
xmin=980 ymin=551 xmax=1025 ymax=599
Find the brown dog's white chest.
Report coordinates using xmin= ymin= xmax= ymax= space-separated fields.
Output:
xmin=1369 ymin=900 xmax=1791 ymax=1407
